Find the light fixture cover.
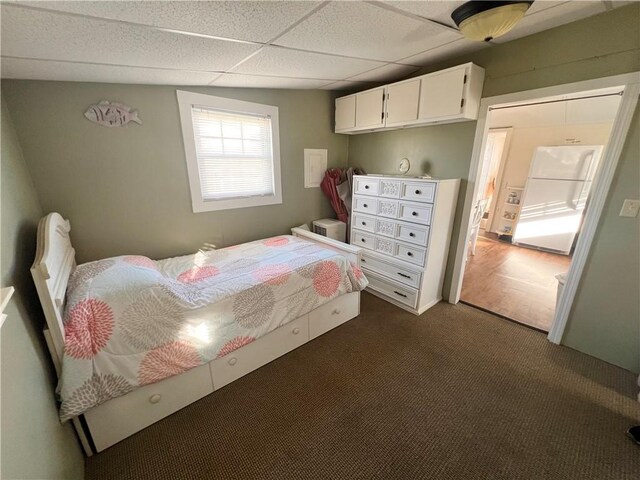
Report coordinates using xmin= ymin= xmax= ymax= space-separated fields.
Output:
xmin=452 ymin=1 xmax=534 ymax=42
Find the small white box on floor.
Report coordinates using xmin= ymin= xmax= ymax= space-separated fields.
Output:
xmin=312 ymin=219 xmax=346 ymax=243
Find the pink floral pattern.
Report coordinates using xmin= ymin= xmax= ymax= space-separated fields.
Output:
xmin=177 ymin=265 xmax=220 ymax=283
xmin=263 ymin=236 xmax=290 ymax=247
xmin=252 ymin=264 xmax=292 ymax=285
xmin=64 ymin=299 xmax=114 ymax=359
xmin=123 ymin=255 xmax=156 ymax=270
xmin=138 ymin=341 xmax=201 ymax=385
xmin=216 ymin=336 xmax=255 ymax=359
xmin=312 ymin=261 xmax=341 ymax=297
xmin=350 ymin=262 xmax=364 ymax=281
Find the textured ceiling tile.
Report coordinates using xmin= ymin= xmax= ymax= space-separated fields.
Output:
xmin=493 ymin=1 xmax=607 ymax=43
xmin=383 ymin=1 xmax=465 ymax=27
xmin=14 ymin=1 xmax=322 ymax=43
xmin=233 ymin=46 xmax=385 ymax=80
xmin=397 ymin=39 xmax=488 ymax=67
xmin=275 ymin=1 xmax=460 ymax=62
xmin=319 ymin=80 xmax=376 ymax=91
xmin=0 ymin=57 xmax=218 ymax=85
xmin=211 ymin=73 xmax=331 ymax=89
xmin=346 ymin=63 xmax=419 ymax=82
xmin=0 ymin=6 xmax=259 ymax=72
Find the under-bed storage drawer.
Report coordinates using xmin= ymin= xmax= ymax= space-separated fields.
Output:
xmin=364 ymin=270 xmax=418 ymax=309
xmin=309 ymin=292 xmax=360 ymax=340
xmin=360 ymin=253 xmax=422 ymax=289
xmin=83 ymin=363 xmax=214 ymax=452
xmin=210 ymin=316 xmax=309 ymax=390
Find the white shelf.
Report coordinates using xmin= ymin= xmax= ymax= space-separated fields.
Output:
xmin=0 ymin=286 xmax=15 ymax=329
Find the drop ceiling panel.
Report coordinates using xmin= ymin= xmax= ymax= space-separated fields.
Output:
xmin=274 ymin=1 xmax=460 ymax=62
xmin=233 ymin=46 xmax=385 ymax=80
xmin=384 ymin=1 xmax=465 ymax=27
xmin=319 ymin=80 xmax=374 ymax=91
xmin=1 ymin=6 xmax=259 ymax=72
xmin=211 ymin=73 xmax=331 ymax=89
xmin=15 ymin=1 xmax=322 ymax=43
xmin=346 ymin=63 xmax=419 ymax=82
xmin=397 ymin=39 xmax=488 ymax=66
xmin=1 ymin=57 xmax=217 ymax=85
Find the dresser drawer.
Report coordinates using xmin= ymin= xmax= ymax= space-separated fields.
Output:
xmin=397 ymin=223 xmax=430 ymax=246
xmin=401 ymin=181 xmax=436 ymax=203
xmin=360 ymin=253 xmax=422 ymax=289
xmin=309 ymin=292 xmax=360 ymax=340
xmin=396 ymin=242 xmax=427 ymax=266
xmin=398 ymin=201 xmax=433 ymax=225
xmin=365 ymin=270 xmax=418 ymax=309
xmin=84 ymin=363 xmax=213 ymax=452
xmin=353 ymin=213 xmax=375 ymax=233
xmin=352 ymin=230 xmax=375 ymax=250
xmin=210 ymin=316 xmax=309 ymax=390
xmin=354 ymin=177 xmax=379 ymax=196
xmin=353 ymin=196 xmax=378 ymax=215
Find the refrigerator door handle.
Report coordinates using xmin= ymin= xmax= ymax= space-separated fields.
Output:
xmin=568 ymin=181 xmax=588 ymax=210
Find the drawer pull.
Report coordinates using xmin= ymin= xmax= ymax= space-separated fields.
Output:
xmin=412 ymin=211 xmax=418 ymax=216
xmin=394 ymin=291 xmax=408 ymax=298
xmin=407 ymin=252 xmax=413 ymax=257
xmin=409 ymin=232 xmax=415 ymax=237
xmin=292 ymin=327 xmax=301 ymax=335
xmin=363 ymin=204 xmax=368 ymax=208
xmin=332 ymin=309 xmax=341 ymax=315
xmin=361 ymin=238 xmax=366 ymax=242
xmin=365 ymin=185 xmax=370 ymax=189
xmin=361 ymin=221 xmax=366 ymax=226
xmin=415 ymin=190 xmax=421 ymax=194
xmin=149 ymin=394 xmax=162 ymax=404
xmin=397 ymin=272 xmax=411 ymax=279
xmin=228 ymin=357 xmax=238 ymax=366
xmin=361 ymin=258 xmax=366 ymax=262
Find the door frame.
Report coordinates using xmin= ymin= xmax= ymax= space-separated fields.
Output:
xmin=482 ymin=127 xmax=513 ymax=234
xmin=448 ymin=71 xmax=639 ymax=344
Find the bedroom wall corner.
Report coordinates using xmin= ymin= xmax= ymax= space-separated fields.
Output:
xmin=1 ymin=95 xmax=85 ymax=479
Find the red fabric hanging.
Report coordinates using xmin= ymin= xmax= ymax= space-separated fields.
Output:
xmin=320 ymin=168 xmax=348 ymax=223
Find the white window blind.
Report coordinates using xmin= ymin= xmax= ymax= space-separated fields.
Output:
xmin=190 ymin=106 xmax=275 ymax=200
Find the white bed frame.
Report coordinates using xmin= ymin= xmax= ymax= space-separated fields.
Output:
xmin=31 ymin=214 xmax=363 ymax=454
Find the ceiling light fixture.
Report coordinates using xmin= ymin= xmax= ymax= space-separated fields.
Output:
xmin=451 ymin=1 xmax=534 ymax=42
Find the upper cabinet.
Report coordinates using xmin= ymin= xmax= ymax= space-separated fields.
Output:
xmin=335 ymin=63 xmax=485 ymax=134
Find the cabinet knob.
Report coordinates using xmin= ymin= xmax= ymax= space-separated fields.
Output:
xmin=363 ymin=204 xmax=368 ymax=208
xmin=412 ymin=211 xmax=418 ymax=216
xmin=228 ymin=357 xmax=238 ymax=366
xmin=292 ymin=327 xmax=301 ymax=335
xmin=415 ymin=190 xmax=421 ymax=194
xmin=362 ymin=221 xmax=366 ymax=225
xmin=149 ymin=394 xmax=162 ymax=404
xmin=409 ymin=232 xmax=415 ymax=237
xmin=365 ymin=185 xmax=370 ymax=189
xmin=407 ymin=252 xmax=413 ymax=257
xmin=361 ymin=238 xmax=366 ymax=242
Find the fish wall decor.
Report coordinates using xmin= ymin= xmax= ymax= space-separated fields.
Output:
xmin=84 ymin=100 xmax=142 ymax=127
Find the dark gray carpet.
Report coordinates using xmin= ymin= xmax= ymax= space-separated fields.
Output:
xmin=86 ymin=292 xmax=640 ymax=480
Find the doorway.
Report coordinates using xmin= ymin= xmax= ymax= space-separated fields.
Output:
xmin=448 ymin=72 xmax=639 ymax=342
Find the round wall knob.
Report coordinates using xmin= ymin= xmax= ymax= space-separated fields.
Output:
xmin=228 ymin=357 xmax=238 ymax=366
xmin=149 ymin=394 xmax=162 ymax=404
xmin=292 ymin=327 xmax=300 ymax=335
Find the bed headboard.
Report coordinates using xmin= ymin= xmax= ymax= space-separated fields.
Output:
xmin=30 ymin=213 xmax=76 ymax=373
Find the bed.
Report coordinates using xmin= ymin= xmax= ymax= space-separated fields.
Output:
xmin=31 ymin=213 xmax=366 ymax=454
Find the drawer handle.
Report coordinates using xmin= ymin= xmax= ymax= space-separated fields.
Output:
xmin=412 ymin=211 xmax=418 ymax=216
xmin=363 ymin=204 xmax=368 ymax=208
xmin=409 ymin=232 xmax=415 ymax=237
xmin=228 ymin=357 xmax=238 ymax=366
xmin=415 ymin=190 xmax=421 ymax=194
xmin=361 ymin=221 xmax=366 ymax=226
xmin=397 ymin=272 xmax=411 ymax=279
xmin=332 ymin=309 xmax=341 ymax=315
xmin=407 ymin=252 xmax=413 ymax=257
xmin=394 ymin=291 xmax=408 ymax=298
xmin=365 ymin=185 xmax=370 ymax=189
xmin=149 ymin=394 xmax=162 ymax=404
xmin=292 ymin=327 xmax=301 ymax=335
xmin=361 ymin=238 xmax=366 ymax=242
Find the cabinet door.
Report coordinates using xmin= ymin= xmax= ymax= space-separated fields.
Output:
xmin=335 ymin=95 xmax=356 ymax=131
xmin=356 ymin=88 xmax=385 ymax=129
xmin=419 ymin=67 xmax=466 ymax=120
xmin=386 ymin=79 xmax=420 ymax=125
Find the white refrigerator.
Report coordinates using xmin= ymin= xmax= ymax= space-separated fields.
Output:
xmin=513 ymin=145 xmax=604 ymax=255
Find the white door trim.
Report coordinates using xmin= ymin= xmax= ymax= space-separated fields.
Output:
xmin=448 ymin=71 xmax=640 ymax=345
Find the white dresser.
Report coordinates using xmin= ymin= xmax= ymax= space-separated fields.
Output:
xmin=350 ymin=175 xmax=460 ymax=314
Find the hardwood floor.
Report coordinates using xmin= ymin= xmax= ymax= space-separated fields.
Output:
xmin=461 ymin=235 xmax=572 ymax=331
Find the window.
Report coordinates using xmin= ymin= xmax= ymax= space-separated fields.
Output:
xmin=177 ymin=91 xmax=282 ymax=212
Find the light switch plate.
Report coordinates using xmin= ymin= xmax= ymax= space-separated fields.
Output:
xmin=619 ymin=199 xmax=640 ymax=218
xmin=304 ymin=149 xmax=327 ymax=188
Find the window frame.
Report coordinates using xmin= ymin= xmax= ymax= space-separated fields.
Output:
xmin=176 ymin=90 xmax=282 ymax=213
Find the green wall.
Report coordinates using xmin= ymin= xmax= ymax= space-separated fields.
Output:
xmin=1 ymin=98 xmax=84 ymax=479
xmin=348 ymin=4 xmax=640 ymax=372
xmin=1 ymin=83 xmax=348 ymax=263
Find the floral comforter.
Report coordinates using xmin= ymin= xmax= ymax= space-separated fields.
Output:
xmin=59 ymin=235 xmax=367 ymax=420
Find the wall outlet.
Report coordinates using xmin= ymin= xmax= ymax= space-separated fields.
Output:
xmin=619 ymin=199 xmax=640 ymax=218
